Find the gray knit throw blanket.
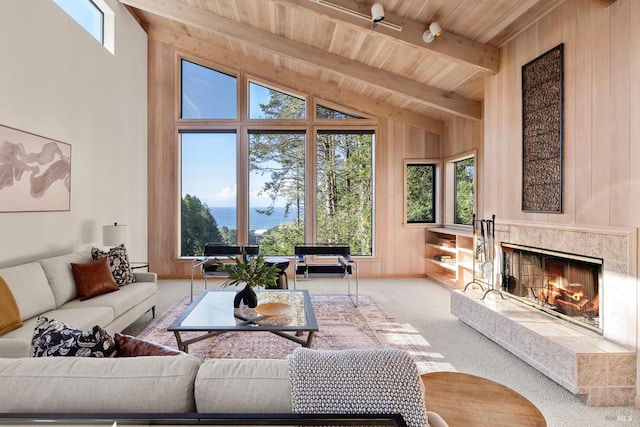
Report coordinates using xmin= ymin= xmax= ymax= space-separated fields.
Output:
xmin=287 ymin=348 xmax=430 ymax=427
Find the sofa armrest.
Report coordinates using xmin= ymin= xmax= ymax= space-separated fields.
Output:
xmin=427 ymin=411 xmax=449 ymax=427
xmin=0 ymin=339 xmax=31 ymax=358
xmin=133 ymin=271 xmax=157 ymax=283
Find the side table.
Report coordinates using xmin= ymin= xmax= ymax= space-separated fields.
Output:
xmin=421 ymin=371 xmax=546 ymax=427
xmin=130 ymin=262 xmax=149 ymax=272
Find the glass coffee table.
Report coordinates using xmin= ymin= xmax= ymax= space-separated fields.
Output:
xmin=168 ymin=289 xmax=318 ymax=353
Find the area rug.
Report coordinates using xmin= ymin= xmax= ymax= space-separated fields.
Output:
xmin=137 ymin=294 xmax=448 ymax=373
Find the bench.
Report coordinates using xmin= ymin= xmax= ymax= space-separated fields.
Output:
xmin=293 ymin=244 xmax=358 ymax=306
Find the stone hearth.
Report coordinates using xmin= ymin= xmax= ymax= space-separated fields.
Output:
xmin=452 ymin=289 xmax=635 ymax=406
xmin=451 ymin=222 xmax=638 ymax=406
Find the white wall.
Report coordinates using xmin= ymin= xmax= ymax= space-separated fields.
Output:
xmin=0 ymin=0 xmax=147 ymax=266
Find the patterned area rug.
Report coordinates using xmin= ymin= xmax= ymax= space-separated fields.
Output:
xmin=137 ymin=294 xmax=449 ymax=373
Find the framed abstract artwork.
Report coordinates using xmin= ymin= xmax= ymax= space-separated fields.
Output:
xmin=521 ymin=43 xmax=563 ymax=213
xmin=0 ymin=124 xmax=71 ymax=212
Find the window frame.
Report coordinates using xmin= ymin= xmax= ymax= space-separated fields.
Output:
xmin=403 ymin=159 xmax=440 ymax=226
xmin=176 ymin=57 xmax=378 ymax=258
xmin=444 ymin=151 xmax=476 ymax=227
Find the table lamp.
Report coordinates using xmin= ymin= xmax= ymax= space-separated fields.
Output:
xmin=103 ymin=222 xmax=129 ymax=247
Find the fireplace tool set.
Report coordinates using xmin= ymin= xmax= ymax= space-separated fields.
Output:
xmin=464 ymin=214 xmax=503 ymax=300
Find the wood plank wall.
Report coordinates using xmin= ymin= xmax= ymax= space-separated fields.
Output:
xmin=483 ymin=0 xmax=640 ymax=232
xmin=483 ymin=0 xmax=640 ymax=403
xmin=146 ymin=39 xmax=452 ymax=278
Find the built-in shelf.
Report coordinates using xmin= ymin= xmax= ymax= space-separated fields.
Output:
xmin=425 ymin=227 xmax=473 ymax=289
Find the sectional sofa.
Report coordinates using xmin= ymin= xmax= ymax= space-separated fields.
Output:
xmin=0 ymin=249 xmax=157 ymax=358
xmin=0 ymin=352 xmax=449 ymax=427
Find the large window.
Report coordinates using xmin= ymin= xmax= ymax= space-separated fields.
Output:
xmin=180 ymin=132 xmax=237 ymax=256
xmin=316 ymin=131 xmax=373 ymax=256
xmin=179 ymin=59 xmax=375 ymax=257
xmin=405 ymin=162 xmax=437 ymax=224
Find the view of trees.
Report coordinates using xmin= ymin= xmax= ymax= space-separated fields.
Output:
xmin=181 ymin=194 xmax=222 ymax=256
xmin=316 ymin=131 xmax=372 ymax=255
xmin=180 ymin=85 xmax=374 ymax=256
xmin=406 ymin=164 xmax=435 ymax=223
xmin=454 ymin=158 xmax=475 ymax=225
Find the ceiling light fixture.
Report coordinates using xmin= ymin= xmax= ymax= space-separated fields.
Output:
xmin=371 ymin=3 xmax=384 ymax=23
xmin=422 ymin=22 xmax=442 ymax=43
xmin=308 ymin=0 xmax=403 ymax=32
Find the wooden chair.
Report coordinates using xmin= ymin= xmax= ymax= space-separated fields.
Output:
xmin=190 ymin=244 xmax=259 ymax=301
xmin=293 ymin=244 xmax=359 ymax=306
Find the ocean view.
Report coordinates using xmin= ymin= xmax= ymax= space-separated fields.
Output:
xmin=209 ymin=206 xmax=296 ymax=231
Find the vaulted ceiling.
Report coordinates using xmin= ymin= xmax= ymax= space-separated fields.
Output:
xmin=120 ymin=0 xmax=568 ymax=129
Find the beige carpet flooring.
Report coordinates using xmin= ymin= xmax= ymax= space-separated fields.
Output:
xmin=135 ymin=293 xmax=449 ymax=374
xmin=123 ymin=277 xmax=640 ymax=427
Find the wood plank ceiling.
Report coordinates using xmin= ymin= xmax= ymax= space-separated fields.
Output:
xmin=120 ymin=0 xmax=568 ymax=128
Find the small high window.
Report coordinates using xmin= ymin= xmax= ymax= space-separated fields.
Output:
xmin=53 ymin=0 xmax=103 ymax=44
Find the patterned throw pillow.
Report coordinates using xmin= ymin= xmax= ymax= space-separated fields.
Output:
xmin=31 ymin=315 xmax=117 ymax=358
xmin=91 ymin=244 xmax=136 ymax=286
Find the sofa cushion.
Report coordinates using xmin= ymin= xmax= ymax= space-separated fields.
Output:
xmin=39 ymin=251 xmax=92 ymax=307
xmin=61 ymin=281 xmax=155 ymax=318
xmin=114 ymin=333 xmax=183 ymax=357
xmin=0 ymin=307 xmax=115 ymax=358
xmin=195 ymin=358 xmax=292 ymax=413
xmin=71 ymin=257 xmax=119 ymax=300
xmin=0 ymin=262 xmax=56 ymax=321
xmin=0 ymin=276 xmax=22 ymax=336
xmin=0 ymin=356 xmax=201 ymax=413
xmin=92 ymin=244 xmax=136 ymax=286
xmin=31 ymin=315 xmax=117 ymax=358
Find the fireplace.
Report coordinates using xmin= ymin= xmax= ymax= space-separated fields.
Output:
xmin=501 ymin=243 xmax=603 ymax=333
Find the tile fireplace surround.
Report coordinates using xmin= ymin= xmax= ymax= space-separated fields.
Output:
xmin=450 ymin=222 xmax=638 ymax=406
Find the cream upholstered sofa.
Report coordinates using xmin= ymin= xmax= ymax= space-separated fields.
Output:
xmin=0 ymin=355 xmax=449 ymax=427
xmin=0 ymin=250 xmax=156 ymax=358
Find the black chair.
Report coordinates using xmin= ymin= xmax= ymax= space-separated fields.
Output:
xmin=190 ymin=244 xmax=259 ymax=301
xmin=293 ymin=244 xmax=358 ymax=306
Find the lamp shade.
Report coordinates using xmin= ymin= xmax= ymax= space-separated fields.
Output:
xmin=103 ymin=223 xmax=129 ymax=246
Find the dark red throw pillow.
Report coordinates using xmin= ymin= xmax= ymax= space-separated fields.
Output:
xmin=71 ymin=257 xmax=119 ymax=301
xmin=114 ymin=333 xmax=183 ymax=357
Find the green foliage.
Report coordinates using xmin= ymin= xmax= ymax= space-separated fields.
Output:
xmin=181 ymin=194 xmax=223 ymax=256
xmin=259 ymin=89 xmax=305 ymax=119
xmin=316 ymin=132 xmax=372 ymax=255
xmin=259 ymin=221 xmax=305 ymax=255
xmin=406 ymin=164 xmax=435 ymax=223
xmin=454 ymin=158 xmax=475 ymax=225
xmin=214 ymin=251 xmax=280 ymax=288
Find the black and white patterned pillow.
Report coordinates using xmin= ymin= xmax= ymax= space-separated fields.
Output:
xmin=31 ymin=316 xmax=116 ymax=358
xmin=91 ymin=244 xmax=136 ymax=286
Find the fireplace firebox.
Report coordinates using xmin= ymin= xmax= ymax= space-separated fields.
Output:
xmin=501 ymin=243 xmax=603 ymax=333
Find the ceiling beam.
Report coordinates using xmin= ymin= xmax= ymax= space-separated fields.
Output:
xmin=119 ymin=0 xmax=481 ymax=121
xmin=276 ymin=0 xmax=500 ymax=74
xmin=145 ymin=24 xmax=444 ymax=134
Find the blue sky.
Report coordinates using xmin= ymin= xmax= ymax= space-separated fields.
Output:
xmin=180 ymin=66 xmax=290 ymax=208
